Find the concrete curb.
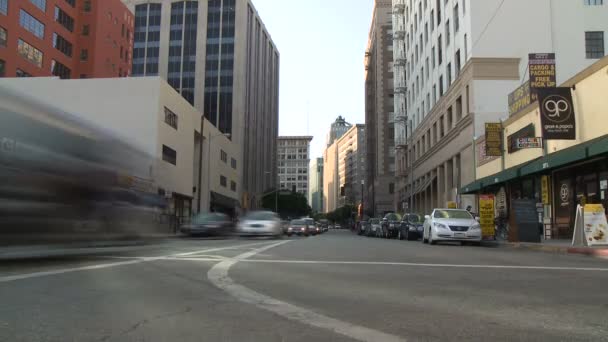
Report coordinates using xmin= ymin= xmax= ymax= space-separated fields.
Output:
xmin=501 ymin=242 xmax=608 ymax=259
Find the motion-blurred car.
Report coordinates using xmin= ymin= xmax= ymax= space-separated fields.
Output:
xmin=286 ymin=219 xmax=310 ymax=236
xmin=303 ymin=218 xmax=321 ymax=235
xmin=335 ymin=224 xmax=341 ymax=229
xmin=180 ymin=213 xmax=233 ymax=237
xmin=398 ymin=213 xmax=424 ymax=241
xmin=381 ymin=213 xmax=403 ymax=239
xmin=422 ymin=209 xmax=482 ymax=245
xmin=236 ymin=211 xmax=282 ymax=238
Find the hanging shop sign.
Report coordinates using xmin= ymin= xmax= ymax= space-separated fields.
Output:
xmin=528 ymin=53 xmax=557 ymax=91
xmin=507 ymin=124 xmax=536 ymax=153
xmin=478 ymin=195 xmax=495 ymax=240
xmin=484 ymin=123 xmax=503 ymax=157
xmin=515 ymin=137 xmax=543 ymax=149
xmin=508 ymin=81 xmax=533 ymax=116
xmin=537 ymin=87 xmax=576 ymax=140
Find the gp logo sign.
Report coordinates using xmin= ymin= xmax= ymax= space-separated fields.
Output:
xmin=537 ymin=87 xmax=576 ymax=140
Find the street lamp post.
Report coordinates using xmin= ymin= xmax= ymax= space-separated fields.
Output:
xmin=205 ymin=132 xmax=231 ymax=213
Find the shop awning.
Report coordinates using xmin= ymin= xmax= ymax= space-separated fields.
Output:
xmin=587 ymin=135 xmax=608 ymax=157
xmin=520 ymin=143 xmax=587 ymax=176
xmin=210 ymin=191 xmax=240 ymax=210
xmin=480 ymin=165 xmax=520 ymax=187
xmin=460 ymin=180 xmax=482 ymax=194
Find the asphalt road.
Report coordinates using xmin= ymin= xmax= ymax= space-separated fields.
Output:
xmin=1 ymin=230 xmax=608 ymax=342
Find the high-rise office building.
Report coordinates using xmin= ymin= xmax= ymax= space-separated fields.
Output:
xmin=326 ymin=115 xmax=352 ymax=147
xmin=277 ymin=136 xmax=313 ymax=195
xmin=0 ymin=0 xmax=133 ymax=79
xmin=324 ymin=124 xmax=366 ymax=213
xmin=122 ymin=0 xmax=280 ymax=210
xmin=308 ymin=157 xmax=324 ymax=213
xmin=391 ymin=0 xmax=608 ymax=214
xmin=365 ymin=0 xmax=395 ymax=216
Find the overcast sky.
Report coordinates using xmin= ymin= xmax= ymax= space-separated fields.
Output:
xmin=251 ymin=0 xmax=374 ymax=159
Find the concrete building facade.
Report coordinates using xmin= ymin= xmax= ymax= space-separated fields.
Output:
xmin=122 ymin=0 xmax=280 ymax=210
xmin=309 ymin=157 xmax=324 ymax=213
xmin=324 ymin=124 xmax=366 ymax=213
xmin=0 ymin=76 xmax=239 ymax=222
xmin=277 ymin=136 xmax=313 ymax=195
xmin=365 ymin=0 xmax=395 ymax=217
xmin=392 ymin=0 xmax=608 ymax=214
xmin=0 ymin=0 xmax=133 ymax=79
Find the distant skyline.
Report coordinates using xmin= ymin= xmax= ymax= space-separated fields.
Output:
xmin=251 ymin=0 xmax=374 ymax=158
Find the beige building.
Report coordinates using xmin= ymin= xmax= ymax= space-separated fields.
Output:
xmin=392 ymin=0 xmax=608 ymax=215
xmin=464 ymin=57 xmax=608 ymax=242
xmin=277 ymin=136 xmax=313 ymax=195
xmin=365 ymin=0 xmax=395 ymax=217
xmin=324 ymin=124 xmax=366 ymax=213
xmin=0 ymin=76 xmax=239 ymax=222
xmin=122 ymin=0 xmax=280 ymax=211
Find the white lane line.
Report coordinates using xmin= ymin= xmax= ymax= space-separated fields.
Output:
xmin=233 ymin=259 xmax=608 ymax=272
xmin=0 ymin=242 xmax=278 ymax=283
xmin=207 ymin=241 xmax=407 ymax=342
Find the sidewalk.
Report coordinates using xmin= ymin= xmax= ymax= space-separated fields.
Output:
xmin=487 ymin=239 xmax=608 ymax=259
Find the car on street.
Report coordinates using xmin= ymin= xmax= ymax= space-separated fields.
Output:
xmin=367 ymin=218 xmax=382 ymax=237
xmin=398 ymin=213 xmax=424 ymax=241
xmin=381 ymin=213 xmax=402 ymax=239
xmin=286 ymin=219 xmax=310 ymax=236
xmin=236 ymin=211 xmax=282 ymax=238
xmin=303 ymin=218 xmax=321 ymax=235
xmin=334 ymin=223 xmax=341 ymax=229
xmin=180 ymin=213 xmax=233 ymax=237
xmin=422 ymin=209 xmax=482 ymax=245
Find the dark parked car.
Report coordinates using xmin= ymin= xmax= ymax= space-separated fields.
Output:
xmin=398 ymin=213 xmax=425 ymax=241
xmin=286 ymin=219 xmax=310 ymax=237
xmin=381 ymin=213 xmax=403 ymax=239
xmin=180 ymin=213 xmax=233 ymax=237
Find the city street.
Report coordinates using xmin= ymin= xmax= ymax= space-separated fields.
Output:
xmin=2 ymin=230 xmax=608 ymax=342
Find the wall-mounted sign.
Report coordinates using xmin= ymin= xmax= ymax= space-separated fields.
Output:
xmin=529 ymin=53 xmax=557 ymax=91
xmin=479 ymin=195 xmax=495 ymax=240
xmin=508 ymin=81 xmax=534 ymax=116
xmin=537 ymin=87 xmax=576 ymax=140
xmin=484 ymin=123 xmax=503 ymax=157
xmin=541 ymin=175 xmax=550 ymax=205
xmin=476 ymin=139 xmax=499 ymax=166
xmin=507 ymin=124 xmax=535 ymax=153
xmin=515 ymin=137 xmax=543 ymax=149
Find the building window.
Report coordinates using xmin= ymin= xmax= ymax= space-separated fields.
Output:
xmin=585 ymin=31 xmax=604 ymax=59
xmin=438 ymin=35 xmax=443 ymax=65
xmin=455 ymin=50 xmax=461 ymax=76
xmin=436 ymin=0 xmax=441 ymax=23
xmin=454 ymin=4 xmax=459 ymax=32
xmin=51 ymin=60 xmax=71 ymax=79
xmin=230 ymin=181 xmax=237 ymax=192
xmin=54 ymin=6 xmax=74 ymax=32
xmin=52 ymin=33 xmax=72 ymax=57
xmin=20 ymin=10 xmax=45 ymax=39
xmin=445 ymin=20 xmax=450 ymax=45
xmin=162 ymin=145 xmax=177 ymax=165
xmin=83 ymin=0 xmax=91 ymax=12
xmin=220 ymin=150 xmax=228 ymax=163
xmin=424 ymin=22 xmax=428 ymax=43
xmin=0 ymin=26 xmax=6 ymax=47
xmin=430 ymin=9 xmax=434 ymax=30
xmin=29 ymin=0 xmax=46 ymax=12
xmin=584 ymin=0 xmax=603 ymax=5
xmin=82 ymin=24 xmax=89 ymax=36
xmin=220 ymin=175 xmax=227 ymax=187
xmin=80 ymin=49 xmax=88 ymax=61
xmin=64 ymin=0 xmax=76 ymax=8
xmin=464 ymin=33 xmax=468 ymax=61
xmin=0 ymin=59 xmax=5 ymax=77
xmin=16 ymin=69 xmax=32 ymax=77
xmin=432 ymin=46 xmax=436 ymax=67
xmin=231 ymin=158 xmax=237 ymax=169
xmin=164 ymin=107 xmax=178 ymax=129
xmin=0 ymin=0 xmax=7 ymax=16
xmin=439 ymin=75 xmax=444 ymax=96
xmin=446 ymin=63 xmax=452 ymax=86
xmin=17 ymin=39 xmax=43 ymax=68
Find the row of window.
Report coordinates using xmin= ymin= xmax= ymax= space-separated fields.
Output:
xmin=219 ymin=175 xmax=237 ymax=192
xmin=278 ymin=168 xmax=308 ymax=175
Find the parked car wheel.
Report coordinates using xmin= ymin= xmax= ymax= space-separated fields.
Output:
xmin=429 ymin=232 xmax=436 ymax=245
xmin=422 ymin=228 xmax=428 ymax=243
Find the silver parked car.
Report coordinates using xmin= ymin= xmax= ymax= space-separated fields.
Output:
xmin=422 ymin=209 xmax=482 ymax=245
xmin=236 ymin=211 xmax=282 ymax=238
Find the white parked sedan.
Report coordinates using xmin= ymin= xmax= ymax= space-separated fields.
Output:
xmin=422 ymin=209 xmax=482 ymax=245
xmin=236 ymin=211 xmax=282 ymax=238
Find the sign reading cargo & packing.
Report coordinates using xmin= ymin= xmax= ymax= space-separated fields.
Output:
xmin=528 ymin=53 xmax=557 ymax=90
xmin=537 ymin=87 xmax=576 ymax=140
xmin=479 ymin=195 xmax=495 ymax=240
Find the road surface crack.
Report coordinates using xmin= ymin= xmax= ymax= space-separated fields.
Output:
xmin=99 ymin=306 xmax=192 ymax=341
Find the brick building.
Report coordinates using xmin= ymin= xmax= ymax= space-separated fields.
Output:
xmin=0 ymin=0 xmax=133 ymax=79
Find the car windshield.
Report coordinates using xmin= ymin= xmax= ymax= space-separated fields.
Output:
xmin=433 ymin=210 xmax=473 ymax=219
xmin=193 ymin=213 xmax=226 ymax=223
xmin=291 ymin=220 xmax=306 ymax=225
xmin=408 ymin=214 xmax=423 ymax=223
xmin=244 ymin=212 xmax=276 ymax=221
